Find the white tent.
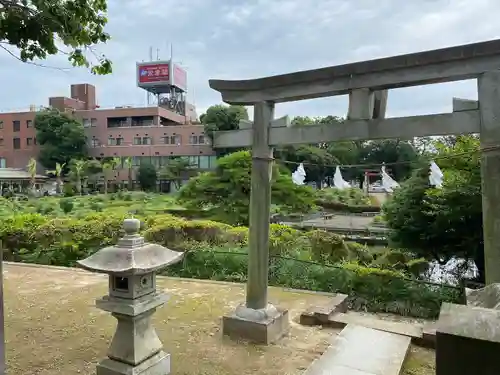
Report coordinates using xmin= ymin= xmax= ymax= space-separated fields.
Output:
xmin=381 ymin=165 xmax=399 ymax=193
xmin=292 ymin=163 xmax=306 ymax=185
xmin=333 ymin=166 xmax=351 ymax=189
xmin=429 ymin=160 xmax=444 ymax=188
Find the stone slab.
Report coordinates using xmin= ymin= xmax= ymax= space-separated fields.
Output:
xmin=304 ymin=325 xmax=410 ymax=375
xmin=328 ymin=312 xmax=423 ymax=339
xmin=300 ymin=294 xmax=348 ymax=326
xmin=96 ymin=351 xmax=170 ymax=375
xmin=222 ymin=308 xmax=290 ymax=345
xmin=437 ymin=302 xmax=500 ymax=342
xmin=414 ymin=323 xmax=436 ymax=349
xmin=436 ymin=303 xmax=500 ymax=375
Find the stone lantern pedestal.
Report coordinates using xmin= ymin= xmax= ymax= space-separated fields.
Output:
xmin=77 ymin=218 xmax=183 ymax=375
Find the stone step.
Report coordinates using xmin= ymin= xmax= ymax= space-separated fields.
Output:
xmin=300 ymin=301 xmax=437 ymax=348
xmin=328 ymin=312 xmax=423 ymax=339
xmin=299 ymin=294 xmax=348 ymax=326
xmin=303 ymin=325 xmax=411 ymax=375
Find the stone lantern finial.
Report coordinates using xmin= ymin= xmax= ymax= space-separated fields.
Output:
xmin=77 ymin=218 xmax=183 ymax=375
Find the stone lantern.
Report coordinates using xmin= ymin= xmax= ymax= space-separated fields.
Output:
xmin=77 ymin=218 xmax=183 ymax=375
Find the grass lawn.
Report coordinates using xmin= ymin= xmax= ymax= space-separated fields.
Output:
xmin=4 ymin=263 xmax=335 ymax=375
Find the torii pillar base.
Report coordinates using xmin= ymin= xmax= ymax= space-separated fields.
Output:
xmin=222 ymin=303 xmax=290 ymax=345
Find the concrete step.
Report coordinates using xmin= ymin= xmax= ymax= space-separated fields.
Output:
xmin=303 ymin=325 xmax=411 ymax=375
xmin=328 ymin=312 xmax=423 ymax=339
xmin=300 ymin=301 xmax=437 ymax=349
xmin=300 ymin=294 xmax=348 ymax=326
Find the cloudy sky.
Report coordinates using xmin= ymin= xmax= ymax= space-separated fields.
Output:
xmin=1 ymin=0 xmax=499 ymax=119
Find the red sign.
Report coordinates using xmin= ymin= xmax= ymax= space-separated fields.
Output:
xmin=173 ymin=64 xmax=187 ymax=90
xmin=138 ymin=63 xmax=170 ymax=84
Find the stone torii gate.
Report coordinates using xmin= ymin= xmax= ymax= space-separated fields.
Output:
xmin=209 ymin=39 xmax=500 ymax=344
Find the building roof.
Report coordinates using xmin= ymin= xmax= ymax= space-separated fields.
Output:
xmin=0 ymin=168 xmax=47 ymax=180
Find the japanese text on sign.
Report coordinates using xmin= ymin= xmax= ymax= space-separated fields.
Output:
xmin=138 ymin=63 xmax=170 ymax=84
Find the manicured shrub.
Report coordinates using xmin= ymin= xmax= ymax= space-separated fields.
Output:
xmin=59 ymin=198 xmax=74 ymax=213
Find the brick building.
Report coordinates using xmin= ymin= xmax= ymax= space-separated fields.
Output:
xmin=0 ymin=83 xmax=217 ymax=185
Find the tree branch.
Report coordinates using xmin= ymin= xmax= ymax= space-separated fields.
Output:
xmin=0 ymin=43 xmax=71 ymax=71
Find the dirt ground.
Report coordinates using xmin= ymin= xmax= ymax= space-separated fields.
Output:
xmin=3 ymin=263 xmax=335 ymax=375
xmin=402 ymin=346 xmax=436 ymax=375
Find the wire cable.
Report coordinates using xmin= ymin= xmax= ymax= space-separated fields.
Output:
xmin=272 ymin=144 xmax=492 ymax=170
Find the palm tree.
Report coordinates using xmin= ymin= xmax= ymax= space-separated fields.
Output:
xmin=70 ymin=160 xmax=87 ymax=195
xmin=123 ymin=157 xmax=134 ymax=191
xmin=48 ymin=162 xmax=65 ymax=194
xmin=27 ymin=158 xmax=37 ymax=192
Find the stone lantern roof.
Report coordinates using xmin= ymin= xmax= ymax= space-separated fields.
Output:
xmin=77 ymin=218 xmax=183 ymax=276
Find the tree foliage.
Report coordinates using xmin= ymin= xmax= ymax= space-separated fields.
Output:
xmin=200 ymin=104 xmax=248 ymax=156
xmin=276 ymin=145 xmax=337 ymax=187
xmin=280 ymin=115 xmax=420 ymax=188
xmin=361 ymin=140 xmax=420 ymax=182
xmin=383 ymin=135 xmax=483 ymax=281
xmin=159 ymin=157 xmax=195 ymax=189
xmin=137 ymin=163 xmax=157 ymax=191
xmin=0 ymin=0 xmax=112 ymax=74
xmin=177 ymin=150 xmax=316 ymax=225
xmin=34 ymin=109 xmax=88 ymax=169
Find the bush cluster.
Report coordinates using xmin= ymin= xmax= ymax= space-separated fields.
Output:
xmin=0 ymin=211 xmax=461 ymax=318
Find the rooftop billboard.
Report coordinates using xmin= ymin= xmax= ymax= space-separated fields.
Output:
xmin=137 ymin=60 xmax=187 ymax=91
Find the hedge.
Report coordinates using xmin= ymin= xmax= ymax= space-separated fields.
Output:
xmin=0 ymin=212 xmax=462 ymax=318
xmin=165 ymin=249 xmax=461 ymax=319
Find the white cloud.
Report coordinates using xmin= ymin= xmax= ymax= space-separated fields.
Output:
xmin=0 ymin=0 xmax=498 ymax=118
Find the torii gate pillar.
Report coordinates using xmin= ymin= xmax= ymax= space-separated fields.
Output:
xmin=478 ymin=71 xmax=500 ymax=284
xmin=221 ymin=102 xmax=290 ymax=345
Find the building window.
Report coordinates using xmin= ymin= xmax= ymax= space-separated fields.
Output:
xmin=0 ymin=157 xmax=5 ymax=168
xmin=27 ymin=137 xmax=33 ymax=146
xmin=83 ymin=118 xmax=90 ymax=128
xmin=107 ymin=137 xmax=124 ymax=146
xmin=0 ymin=121 xmax=3 ymax=129
xmin=13 ymin=137 xmax=20 ymax=149
xmin=188 ymin=156 xmax=199 ymax=168
xmin=91 ymin=118 xmax=97 ymax=127
xmin=34 ymin=137 xmax=37 ymax=145
xmin=13 ymin=120 xmax=20 ymax=132
xmin=189 ymin=135 xmax=205 ymax=145
xmin=91 ymin=139 xmax=100 ymax=147
xmin=133 ymin=136 xmax=153 ymax=145
xmin=161 ymin=135 xmax=181 ymax=145
xmin=26 ymin=120 xmax=33 ymax=128
xmin=199 ymin=156 xmax=210 ymax=169
xmin=0 ymin=138 xmax=3 ymax=146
